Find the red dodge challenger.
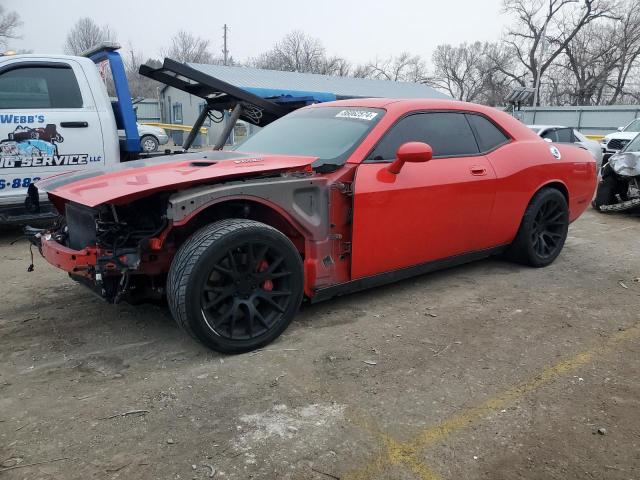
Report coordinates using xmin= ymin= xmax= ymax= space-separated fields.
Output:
xmin=32 ymin=99 xmax=596 ymax=353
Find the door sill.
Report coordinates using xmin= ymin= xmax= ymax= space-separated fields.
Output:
xmin=311 ymin=245 xmax=507 ymax=303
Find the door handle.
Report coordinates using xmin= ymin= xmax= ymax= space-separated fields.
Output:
xmin=60 ymin=121 xmax=88 ymax=128
xmin=470 ymin=165 xmax=487 ymax=176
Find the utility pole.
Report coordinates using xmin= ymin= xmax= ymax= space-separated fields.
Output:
xmin=532 ymin=17 xmax=549 ymax=108
xmin=222 ymin=24 xmax=229 ymax=66
xmin=532 ymin=0 xmax=579 ymax=107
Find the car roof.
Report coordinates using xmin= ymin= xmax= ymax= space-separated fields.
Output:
xmin=313 ymin=98 xmax=487 ymax=110
xmin=308 ymin=98 xmax=539 ymax=141
xmin=309 ymin=98 xmax=519 ymax=119
xmin=528 ymin=124 xmax=571 ymax=130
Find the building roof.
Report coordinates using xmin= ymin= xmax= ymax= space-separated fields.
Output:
xmin=186 ymin=63 xmax=449 ymax=100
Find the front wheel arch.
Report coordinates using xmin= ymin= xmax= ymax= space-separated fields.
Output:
xmin=176 ymin=198 xmax=309 ymax=257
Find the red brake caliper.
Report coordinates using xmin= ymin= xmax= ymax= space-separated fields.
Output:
xmin=257 ymin=260 xmax=273 ymax=291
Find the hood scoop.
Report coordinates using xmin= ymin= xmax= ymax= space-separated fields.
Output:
xmin=190 ymin=161 xmax=218 ymax=167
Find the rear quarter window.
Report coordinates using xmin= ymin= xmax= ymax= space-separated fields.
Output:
xmin=466 ymin=114 xmax=510 ymax=152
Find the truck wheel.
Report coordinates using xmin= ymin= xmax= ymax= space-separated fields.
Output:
xmin=140 ymin=135 xmax=159 ymax=152
xmin=507 ymin=188 xmax=569 ymax=268
xmin=167 ymin=219 xmax=304 ymax=353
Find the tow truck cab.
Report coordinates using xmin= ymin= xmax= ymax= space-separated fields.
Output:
xmin=0 ymin=43 xmax=140 ymax=224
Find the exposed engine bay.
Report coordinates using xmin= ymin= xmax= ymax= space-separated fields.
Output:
xmin=33 ymin=196 xmax=172 ymax=303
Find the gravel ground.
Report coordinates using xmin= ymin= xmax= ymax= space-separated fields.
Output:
xmin=0 ymin=208 xmax=638 ymax=480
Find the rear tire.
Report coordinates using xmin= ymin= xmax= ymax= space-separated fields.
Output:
xmin=167 ymin=219 xmax=304 ymax=353
xmin=507 ymin=188 xmax=569 ymax=267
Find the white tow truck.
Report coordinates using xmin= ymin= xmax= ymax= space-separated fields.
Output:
xmin=0 ymin=43 xmax=142 ymax=224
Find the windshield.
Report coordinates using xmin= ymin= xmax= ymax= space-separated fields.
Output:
xmin=234 ymin=106 xmax=384 ymax=168
xmin=622 ymin=133 xmax=640 ymax=152
xmin=624 ymin=119 xmax=640 ymax=132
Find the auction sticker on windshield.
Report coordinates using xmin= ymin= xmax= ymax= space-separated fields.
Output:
xmin=335 ymin=110 xmax=379 ymax=121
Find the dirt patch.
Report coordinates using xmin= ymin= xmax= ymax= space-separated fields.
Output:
xmin=1 ymin=210 xmax=639 ymax=479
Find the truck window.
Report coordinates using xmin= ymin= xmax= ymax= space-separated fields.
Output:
xmin=0 ymin=65 xmax=83 ymax=109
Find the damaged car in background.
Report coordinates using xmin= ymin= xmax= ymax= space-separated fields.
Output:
xmin=593 ymin=132 xmax=640 ymax=213
xmin=27 ymin=99 xmax=596 ymax=353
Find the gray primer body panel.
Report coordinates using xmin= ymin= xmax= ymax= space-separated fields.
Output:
xmin=167 ymin=175 xmax=331 ymax=240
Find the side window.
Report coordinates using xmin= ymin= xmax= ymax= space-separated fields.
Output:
xmin=466 ymin=114 xmax=510 ymax=152
xmin=368 ymin=112 xmax=479 ymax=160
xmin=541 ymin=129 xmax=558 ymax=142
xmin=554 ymin=128 xmax=574 ymax=143
xmin=0 ymin=65 xmax=82 ymax=109
xmin=172 ymin=103 xmax=183 ymax=124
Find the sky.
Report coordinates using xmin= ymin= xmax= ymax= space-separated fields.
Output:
xmin=4 ymin=0 xmax=510 ymax=65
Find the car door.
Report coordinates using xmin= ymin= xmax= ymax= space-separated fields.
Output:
xmin=350 ymin=111 xmax=498 ymax=279
xmin=0 ymin=58 xmax=105 ymax=204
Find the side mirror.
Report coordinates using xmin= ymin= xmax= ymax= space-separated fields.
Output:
xmin=617 ymin=126 xmax=624 ymax=132
xmin=387 ymin=142 xmax=433 ymax=174
xmin=543 ymin=137 xmax=553 ymax=143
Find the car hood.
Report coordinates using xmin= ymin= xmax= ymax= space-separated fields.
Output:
xmin=139 ymin=125 xmax=167 ymax=136
xmin=609 ymin=151 xmax=640 ymax=177
xmin=37 ymin=150 xmax=317 ymax=208
xmin=603 ymin=132 xmax=638 ymax=141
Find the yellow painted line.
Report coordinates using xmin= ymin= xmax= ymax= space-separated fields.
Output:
xmin=344 ymin=323 xmax=640 ymax=480
xmin=140 ymin=122 xmax=208 ymax=134
xmin=585 ymin=134 xmax=604 ymax=141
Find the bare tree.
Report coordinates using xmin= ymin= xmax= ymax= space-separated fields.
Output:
xmin=318 ymin=56 xmax=352 ymax=76
xmin=163 ymin=30 xmax=218 ymax=64
xmin=536 ymin=0 xmax=640 ymax=105
xmin=607 ymin=1 xmax=640 ymax=103
xmin=64 ymin=17 xmax=115 ymax=55
xmin=426 ymin=42 xmax=487 ymax=101
xmin=123 ymin=45 xmax=162 ymax=98
xmin=0 ymin=6 xmax=21 ymax=48
xmin=251 ymin=31 xmax=328 ymax=73
xmin=559 ymin=21 xmax=620 ymax=104
xmin=365 ymin=52 xmax=426 ymax=82
xmin=503 ymin=0 xmax=616 ymax=105
xmin=424 ymin=42 xmax=516 ymax=105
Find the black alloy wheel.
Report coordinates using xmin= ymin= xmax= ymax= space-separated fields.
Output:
xmin=167 ymin=219 xmax=304 ymax=353
xmin=507 ymin=188 xmax=569 ymax=267
xmin=200 ymin=241 xmax=294 ymax=341
xmin=530 ymin=197 xmax=566 ymax=259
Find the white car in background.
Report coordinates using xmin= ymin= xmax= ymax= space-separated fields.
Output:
xmin=600 ymin=118 xmax=640 ymax=159
xmin=137 ymin=123 xmax=169 ymax=152
xmin=528 ymin=125 xmax=603 ymax=168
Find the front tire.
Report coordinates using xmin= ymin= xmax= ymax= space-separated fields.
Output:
xmin=167 ymin=219 xmax=304 ymax=353
xmin=507 ymin=188 xmax=569 ymax=267
xmin=140 ymin=135 xmax=159 ymax=152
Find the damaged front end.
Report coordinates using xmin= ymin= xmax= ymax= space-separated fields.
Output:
xmin=594 ymin=152 xmax=640 ymax=213
xmin=31 ymin=197 xmax=172 ymax=303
